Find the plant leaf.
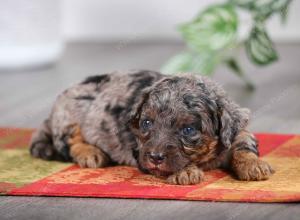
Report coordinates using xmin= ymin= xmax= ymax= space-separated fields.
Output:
xmin=225 ymin=58 xmax=254 ymax=90
xmin=161 ymin=52 xmax=219 ymax=75
xmin=179 ymin=4 xmax=238 ymax=52
xmin=229 ymin=0 xmax=255 ymax=9
xmin=245 ymin=23 xmax=278 ymax=65
xmin=194 ymin=53 xmax=220 ymax=75
xmin=231 ymin=0 xmax=292 ymax=21
xmin=160 ymin=52 xmax=194 ymax=73
xmin=279 ymin=1 xmax=291 ymax=24
xmin=258 ymin=0 xmax=292 ymax=20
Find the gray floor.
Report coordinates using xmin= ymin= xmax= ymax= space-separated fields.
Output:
xmin=0 ymin=41 xmax=299 ymax=220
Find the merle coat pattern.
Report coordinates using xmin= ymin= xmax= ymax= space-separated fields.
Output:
xmin=30 ymin=70 xmax=274 ymax=185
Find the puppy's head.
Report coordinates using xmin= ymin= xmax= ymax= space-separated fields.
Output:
xmin=129 ymin=75 xmax=249 ymax=177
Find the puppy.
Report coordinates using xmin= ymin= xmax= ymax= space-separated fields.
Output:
xmin=30 ymin=70 xmax=274 ymax=185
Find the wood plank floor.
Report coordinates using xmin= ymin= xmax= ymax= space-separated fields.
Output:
xmin=0 ymin=42 xmax=299 ymax=220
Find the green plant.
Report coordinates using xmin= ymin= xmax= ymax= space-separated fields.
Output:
xmin=161 ymin=0 xmax=292 ymax=89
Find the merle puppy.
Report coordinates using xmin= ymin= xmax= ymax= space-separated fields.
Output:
xmin=30 ymin=70 xmax=274 ymax=185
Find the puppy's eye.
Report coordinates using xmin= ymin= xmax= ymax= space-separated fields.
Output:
xmin=141 ymin=119 xmax=153 ymax=131
xmin=181 ymin=126 xmax=196 ymax=136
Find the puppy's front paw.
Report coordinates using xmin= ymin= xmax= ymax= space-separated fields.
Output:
xmin=232 ymin=151 xmax=275 ymax=181
xmin=66 ymin=124 xmax=109 ymax=168
xmin=71 ymin=143 xmax=109 ymax=168
xmin=167 ymin=165 xmax=204 ymax=185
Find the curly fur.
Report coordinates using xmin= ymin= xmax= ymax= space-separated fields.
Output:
xmin=30 ymin=70 xmax=274 ymax=185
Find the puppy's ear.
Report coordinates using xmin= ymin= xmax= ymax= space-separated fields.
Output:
xmin=218 ymin=103 xmax=250 ymax=149
xmin=128 ymin=77 xmax=167 ymax=130
xmin=128 ymin=88 xmax=151 ymax=131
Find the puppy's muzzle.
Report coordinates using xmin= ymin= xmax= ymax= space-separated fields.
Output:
xmin=148 ymin=152 xmax=166 ymax=165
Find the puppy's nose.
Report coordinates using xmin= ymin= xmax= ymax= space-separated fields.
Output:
xmin=148 ymin=152 xmax=165 ymax=165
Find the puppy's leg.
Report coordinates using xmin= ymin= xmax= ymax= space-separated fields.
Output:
xmin=167 ymin=164 xmax=204 ymax=185
xmin=230 ymin=130 xmax=275 ymax=181
xmin=30 ymin=119 xmax=63 ymax=161
xmin=68 ymin=124 xmax=110 ymax=168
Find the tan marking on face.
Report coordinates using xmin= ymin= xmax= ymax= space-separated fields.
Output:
xmin=175 ymin=114 xmax=198 ymax=127
xmin=141 ymin=107 xmax=157 ymax=121
xmin=183 ymin=135 xmax=219 ymax=165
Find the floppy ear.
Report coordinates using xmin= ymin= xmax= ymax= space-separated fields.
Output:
xmin=129 ymin=92 xmax=148 ymax=121
xmin=128 ymin=88 xmax=152 ymax=133
xmin=218 ymin=103 xmax=250 ymax=149
xmin=128 ymin=77 xmax=167 ymax=130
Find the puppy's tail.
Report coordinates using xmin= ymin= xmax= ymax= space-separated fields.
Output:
xmin=30 ymin=119 xmax=64 ymax=161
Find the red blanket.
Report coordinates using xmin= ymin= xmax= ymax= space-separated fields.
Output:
xmin=1 ymin=128 xmax=299 ymax=202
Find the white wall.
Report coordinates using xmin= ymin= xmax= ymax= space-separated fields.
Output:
xmin=62 ymin=0 xmax=300 ymax=42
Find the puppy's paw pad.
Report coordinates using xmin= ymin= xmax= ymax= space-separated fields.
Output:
xmin=236 ymin=159 xmax=275 ymax=181
xmin=167 ymin=166 xmax=204 ymax=185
